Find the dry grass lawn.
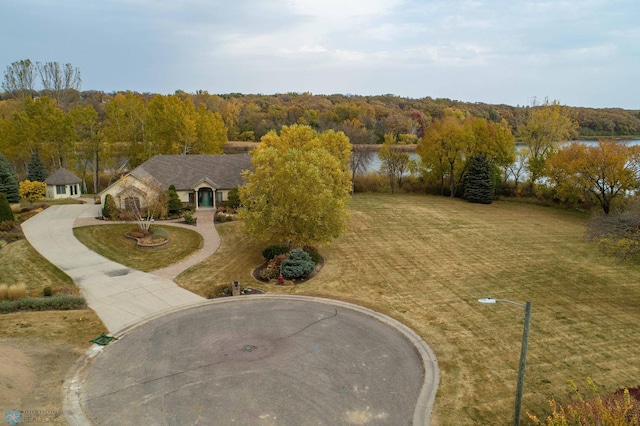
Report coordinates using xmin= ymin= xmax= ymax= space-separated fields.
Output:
xmin=0 ymin=240 xmax=77 ymax=295
xmin=73 ymin=224 xmax=203 ymax=272
xmin=0 ymin=310 xmax=105 ymax=419
xmin=176 ymin=193 xmax=640 ymax=424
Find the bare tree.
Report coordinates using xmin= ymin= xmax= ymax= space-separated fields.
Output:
xmin=2 ymin=59 xmax=36 ymax=100
xmin=119 ymin=178 xmax=168 ymax=231
xmin=36 ymin=61 xmax=82 ymax=111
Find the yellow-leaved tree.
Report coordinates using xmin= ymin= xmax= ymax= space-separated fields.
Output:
xmin=545 ymin=139 xmax=639 ymax=214
xmin=239 ymin=124 xmax=352 ymax=247
xmin=19 ymin=179 xmax=46 ymax=206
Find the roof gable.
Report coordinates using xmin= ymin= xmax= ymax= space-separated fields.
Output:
xmin=44 ymin=168 xmax=81 ymax=185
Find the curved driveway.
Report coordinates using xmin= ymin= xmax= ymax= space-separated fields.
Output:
xmin=22 ymin=203 xmax=204 ymax=333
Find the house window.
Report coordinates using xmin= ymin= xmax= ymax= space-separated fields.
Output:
xmin=188 ymin=193 xmax=195 ymax=205
xmin=56 ymin=185 xmax=66 ymax=195
xmin=217 ymin=192 xmax=223 ymax=203
xmin=70 ymin=185 xmax=77 ymax=196
xmin=124 ymin=197 xmax=141 ymax=211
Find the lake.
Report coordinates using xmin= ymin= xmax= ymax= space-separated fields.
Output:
xmin=364 ymin=140 xmax=640 ymax=173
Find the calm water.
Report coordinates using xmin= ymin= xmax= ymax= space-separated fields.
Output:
xmin=364 ymin=140 xmax=640 ymax=172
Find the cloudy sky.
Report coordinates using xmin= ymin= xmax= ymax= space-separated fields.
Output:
xmin=1 ymin=0 xmax=638 ymax=108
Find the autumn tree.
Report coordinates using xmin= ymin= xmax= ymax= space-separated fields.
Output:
xmin=419 ymin=110 xmax=515 ymax=197
xmin=26 ymin=150 xmax=48 ymax=182
xmin=379 ymin=134 xmax=411 ymax=194
xmin=545 ymin=140 xmax=638 ymax=214
xmin=518 ymin=99 xmax=578 ymax=193
xmin=103 ymin=91 xmax=149 ymax=168
xmin=239 ymin=124 xmax=351 ymax=247
xmin=0 ymin=154 xmax=20 ymax=203
xmin=69 ymin=104 xmax=99 ymax=193
xmin=19 ymin=180 xmax=46 ymax=206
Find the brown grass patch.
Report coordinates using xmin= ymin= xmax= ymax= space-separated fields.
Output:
xmin=177 ymin=193 xmax=640 ymax=424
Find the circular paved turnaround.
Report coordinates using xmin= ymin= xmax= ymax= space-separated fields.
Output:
xmin=65 ymin=296 xmax=438 ymax=425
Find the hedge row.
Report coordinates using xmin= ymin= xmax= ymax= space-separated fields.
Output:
xmin=0 ymin=295 xmax=86 ymax=314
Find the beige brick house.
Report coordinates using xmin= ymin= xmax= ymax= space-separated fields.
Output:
xmin=99 ymin=154 xmax=251 ymax=211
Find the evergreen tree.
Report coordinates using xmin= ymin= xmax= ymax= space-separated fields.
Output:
xmin=167 ymin=184 xmax=182 ymax=214
xmin=464 ymin=154 xmax=494 ymax=204
xmin=0 ymin=193 xmax=14 ymax=222
xmin=0 ymin=154 xmax=20 ymax=204
xmin=26 ymin=151 xmax=48 ymax=182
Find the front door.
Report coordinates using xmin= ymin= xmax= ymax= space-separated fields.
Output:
xmin=198 ymin=188 xmax=213 ymax=207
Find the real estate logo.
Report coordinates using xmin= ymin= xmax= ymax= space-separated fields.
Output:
xmin=5 ymin=409 xmax=62 ymax=424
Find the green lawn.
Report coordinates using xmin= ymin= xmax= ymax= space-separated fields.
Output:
xmin=73 ymin=224 xmax=203 ymax=272
xmin=176 ymin=193 xmax=640 ymax=425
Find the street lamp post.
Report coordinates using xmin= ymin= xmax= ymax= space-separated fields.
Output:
xmin=478 ymin=297 xmax=532 ymax=426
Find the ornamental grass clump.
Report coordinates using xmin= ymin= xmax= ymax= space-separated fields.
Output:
xmin=281 ymin=248 xmax=315 ymax=279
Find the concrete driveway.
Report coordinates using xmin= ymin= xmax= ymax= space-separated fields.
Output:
xmin=21 ymin=204 xmax=204 ymax=333
xmin=64 ymin=296 xmax=439 ymax=425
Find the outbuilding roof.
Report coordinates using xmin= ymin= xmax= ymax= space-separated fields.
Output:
xmin=129 ymin=154 xmax=252 ymax=190
xmin=44 ymin=167 xmax=82 ymax=185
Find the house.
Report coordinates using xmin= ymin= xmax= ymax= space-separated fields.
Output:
xmin=99 ymin=154 xmax=252 ymax=211
xmin=45 ymin=167 xmax=82 ymax=199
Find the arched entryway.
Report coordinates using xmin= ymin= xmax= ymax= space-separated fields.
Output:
xmin=198 ymin=188 xmax=214 ymax=208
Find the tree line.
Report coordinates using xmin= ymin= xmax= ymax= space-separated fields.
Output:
xmin=1 ymin=59 xmax=640 ymax=202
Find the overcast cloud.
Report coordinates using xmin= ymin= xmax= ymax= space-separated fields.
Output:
xmin=1 ymin=0 xmax=638 ymax=108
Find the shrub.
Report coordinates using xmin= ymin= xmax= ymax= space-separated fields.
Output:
xmin=102 ymin=194 xmax=119 ymax=220
xmin=0 ymin=193 xmax=14 ymax=222
xmin=19 ymin=180 xmax=47 ymax=206
xmin=259 ymin=267 xmax=280 ymax=280
xmin=7 ymin=283 xmax=26 ymax=300
xmin=215 ymin=213 xmax=233 ymax=223
xmin=353 ymin=173 xmax=387 ymax=193
xmin=0 ymin=295 xmax=86 ymax=313
xmin=307 ymin=250 xmax=322 ymax=265
xmin=281 ymin=248 xmax=315 ymax=279
xmin=0 ymin=284 xmax=7 ymax=301
xmin=184 ymin=211 xmax=196 ymax=224
xmin=207 ymin=284 xmax=233 ymax=299
xmin=167 ymin=184 xmax=182 ymax=214
xmin=528 ymin=378 xmax=640 ymax=425
xmin=0 ymin=220 xmax=15 ymax=232
xmin=262 ymin=244 xmax=290 ymax=260
xmin=225 ymin=187 xmax=240 ymax=209
xmin=151 ymin=226 xmax=169 ymax=239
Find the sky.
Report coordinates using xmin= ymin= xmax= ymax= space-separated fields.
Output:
xmin=1 ymin=0 xmax=639 ymax=109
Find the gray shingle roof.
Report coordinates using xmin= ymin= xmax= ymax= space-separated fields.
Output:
xmin=44 ymin=168 xmax=82 ymax=185
xmin=130 ymin=154 xmax=252 ymax=190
